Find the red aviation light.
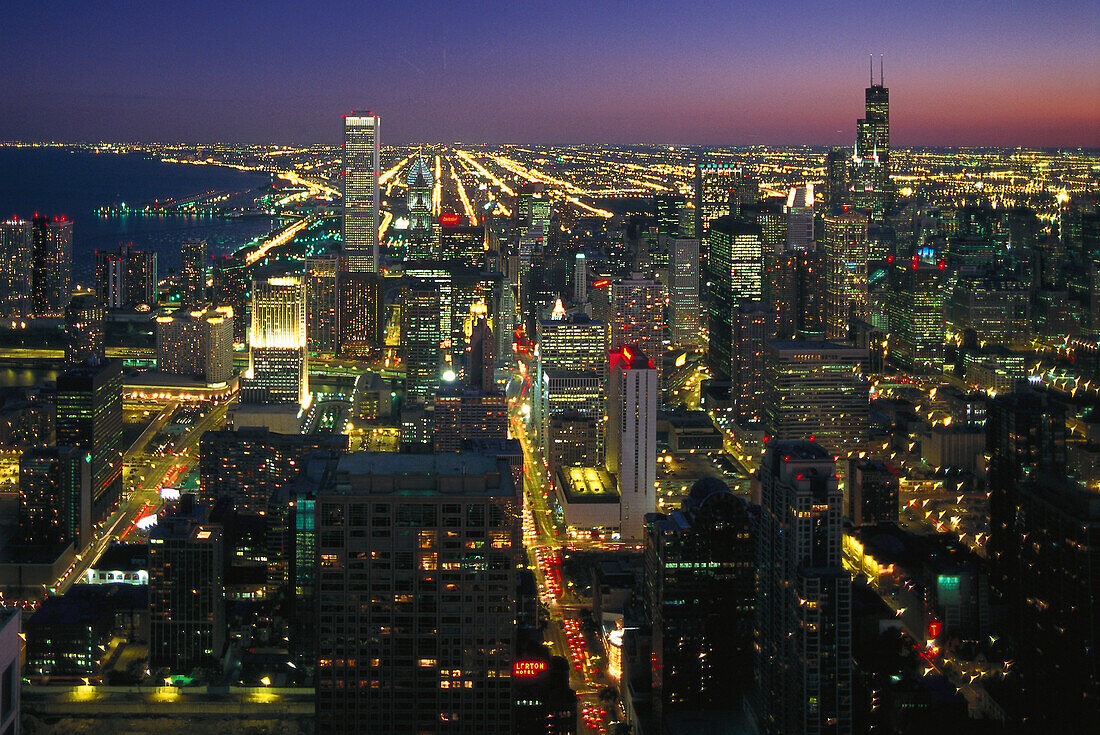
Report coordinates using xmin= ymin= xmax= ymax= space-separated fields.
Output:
xmin=886 ymin=254 xmax=894 ymax=264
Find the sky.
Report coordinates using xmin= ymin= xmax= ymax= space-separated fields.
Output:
xmin=1 ymin=1 xmax=1097 ymax=147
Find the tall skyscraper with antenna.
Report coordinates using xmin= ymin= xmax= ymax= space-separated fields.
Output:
xmin=849 ymin=56 xmax=893 ymax=216
xmin=343 ymin=111 xmax=380 ymax=272
xmin=406 ymin=150 xmax=434 ymax=260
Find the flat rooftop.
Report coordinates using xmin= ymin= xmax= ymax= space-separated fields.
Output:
xmin=558 ymin=466 xmax=619 ymax=504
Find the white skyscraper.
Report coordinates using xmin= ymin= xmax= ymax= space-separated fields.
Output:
xmin=668 ymin=238 xmax=701 ymax=349
xmin=249 ymin=274 xmax=308 ymax=406
xmin=343 ymin=111 xmax=380 ymax=272
xmin=785 ymin=184 xmax=815 ymax=250
xmin=574 ymin=253 xmax=587 ymax=302
xmin=606 ymin=345 xmax=657 ymax=540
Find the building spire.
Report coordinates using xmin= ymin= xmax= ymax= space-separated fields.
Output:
xmin=869 ymin=54 xmax=874 ymax=86
xmin=880 ymin=54 xmax=885 ymax=86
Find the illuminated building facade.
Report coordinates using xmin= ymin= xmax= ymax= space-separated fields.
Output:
xmin=669 ymin=238 xmax=701 ymax=349
xmin=337 ymin=270 xmax=384 ymax=356
xmin=607 ymin=345 xmax=657 ymax=540
xmin=19 ymin=446 xmax=91 ymax=551
xmin=432 ymin=388 xmax=507 ymax=452
xmin=440 ymin=221 xmax=485 ymax=267
xmin=573 ymin=253 xmax=587 ymax=303
xmin=822 ymin=208 xmax=870 ymax=339
xmin=644 ymin=478 xmax=755 ymax=724
xmin=763 ymin=340 xmax=868 ymax=460
xmin=31 ymin=215 xmax=72 ymax=316
xmin=611 ymin=275 xmax=666 ymax=393
xmin=886 ymin=258 xmax=946 ymax=372
xmin=538 ymin=314 xmax=606 ymax=375
xmin=94 ymin=243 xmax=157 ymax=310
xmin=849 ymin=61 xmax=892 ymax=217
xmin=784 ymin=185 xmax=815 ymax=250
xmin=694 ymin=162 xmax=756 ymax=247
xmin=732 ymin=301 xmax=768 ymax=427
xmin=403 ymin=279 xmax=443 ymax=402
xmin=0 ymin=217 xmax=32 ymax=318
xmin=406 ymin=152 xmax=434 ymax=260
xmin=156 ymin=306 xmax=234 ymax=384
xmin=755 ymin=441 xmax=852 ymax=735
xmin=248 ymin=274 xmax=308 ymax=406
xmin=768 ymin=248 xmax=827 ymax=339
xmin=55 ymin=357 xmax=123 ymax=522
xmin=314 ymin=452 xmax=520 ymax=735
xmin=305 ymin=254 xmax=339 ymax=353
xmin=343 ymin=111 xmax=380 ymax=272
xmin=706 ymin=217 xmax=763 ymax=382
xmin=180 ymin=238 xmax=207 ymax=310
xmin=63 ymin=293 xmax=105 ymax=365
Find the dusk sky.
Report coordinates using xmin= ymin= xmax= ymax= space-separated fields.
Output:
xmin=1 ymin=1 xmax=1097 ymax=147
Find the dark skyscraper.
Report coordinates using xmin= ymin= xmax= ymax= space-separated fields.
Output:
xmin=18 ymin=446 xmax=91 ymax=551
xmin=180 ymin=238 xmax=208 ymax=310
xmin=31 ymin=215 xmax=72 ymax=316
xmin=63 ymin=293 xmax=105 ymax=365
xmin=95 ymin=243 xmax=158 ymax=310
xmin=849 ymin=57 xmax=892 ymax=216
xmin=337 ymin=270 xmax=383 ymax=356
xmin=213 ymin=254 xmax=249 ymax=342
xmin=55 ymin=357 xmax=123 ymax=521
xmin=306 ymin=254 xmax=339 ymax=354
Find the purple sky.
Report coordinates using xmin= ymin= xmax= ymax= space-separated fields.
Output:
xmin=1 ymin=1 xmax=1097 ymax=146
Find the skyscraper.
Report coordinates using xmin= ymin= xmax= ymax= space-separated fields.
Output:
xmin=731 ymin=301 xmax=768 ymax=427
xmin=849 ymin=58 xmax=892 ymax=216
xmin=155 ymin=306 xmax=234 ymax=384
xmin=305 ymin=254 xmax=339 ymax=353
xmin=538 ymin=314 xmax=606 ymax=375
xmin=784 ymin=186 xmax=815 ymax=250
xmin=822 ymin=148 xmax=849 ymax=210
xmin=822 ymin=207 xmax=870 ymax=339
xmin=94 ymin=243 xmax=157 ymax=310
xmin=248 ymin=274 xmax=308 ymax=406
xmin=644 ymin=478 xmax=755 ymax=724
xmin=343 ymin=111 xmax=380 ymax=272
xmin=768 ymin=248 xmax=827 ymax=339
xmin=31 ymin=215 xmax=72 ymax=316
xmin=432 ymin=387 xmax=507 ymax=452
xmin=18 ymin=446 xmax=91 ymax=551
xmin=402 ymin=279 xmax=443 ymax=402
xmin=763 ymin=340 xmax=868 ymax=461
xmin=406 ymin=152 xmax=435 ymax=260
xmin=180 ymin=238 xmax=207 ymax=310
xmin=573 ymin=252 xmax=587 ymax=303
xmin=669 ymin=238 xmax=701 ymax=349
xmin=314 ymin=452 xmax=521 ymax=735
xmin=611 ymin=274 xmax=666 ymax=392
xmin=886 ymin=257 xmax=947 ymax=372
xmin=756 ymin=441 xmax=852 ymax=735
xmin=63 ymin=293 xmax=105 ymax=365
xmin=337 ymin=270 xmax=384 ymax=357
xmin=607 ymin=345 xmax=657 ymax=540
xmin=55 ymin=357 xmax=124 ymax=521
xmin=694 ymin=162 xmax=756 ymax=246
xmin=213 ymin=254 xmax=249 ymax=342
xmin=468 ymin=315 xmax=494 ymax=391
xmin=0 ymin=217 xmax=32 ymax=318
xmin=706 ymin=217 xmax=764 ymax=381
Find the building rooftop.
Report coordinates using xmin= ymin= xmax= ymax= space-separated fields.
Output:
xmin=557 ymin=465 xmax=619 ymax=504
xmin=768 ymin=440 xmax=832 ymax=461
xmin=328 ymin=451 xmax=516 ymax=497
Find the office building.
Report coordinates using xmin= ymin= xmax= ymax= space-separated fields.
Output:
xmin=732 ymin=301 xmax=768 ymax=427
xmin=823 ymin=147 xmax=849 ymax=210
xmin=55 ymin=357 xmax=123 ymax=521
xmin=573 ymin=253 xmax=587 ymax=302
xmin=694 ymin=162 xmax=756 ymax=245
xmin=306 ymin=254 xmax=339 ymax=353
xmin=31 ymin=215 xmax=72 ymax=316
xmin=763 ymin=340 xmax=868 ymax=460
xmin=314 ymin=452 xmax=521 ymax=735
xmin=0 ymin=609 xmax=19 ymax=734
xmin=19 ymin=446 xmax=91 ymax=551
xmin=149 ymin=505 xmax=225 ymax=671
xmin=548 ymin=412 xmax=601 ymax=471
xmin=669 ymin=238 xmax=701 ymax=349
xmin=63 ymin=293 xmax=105 ymax=365
xmin=248 ymin=273 xmax=308 ymax=406
xmin=538 ymin=314 xmax=605 ymax=375
xmin=784 ymin=185 xmax=815 ymax=250
xmin=756 ymin=441 xmax=852 ymax=735
xmin=407 ymin=152 xmax=434 ymax=260
xmin=213 ymin=254 xmax=249 ymax=342
xmin=94 ymin=243 xmax=158 ymax=309
xmin=707 ymin=216 xmax=763 ymax=301
xmin=440 ymin=221 xmax=485 ymax=267
xmin=847 ymin=458 xmax=898 ymax=524
xmin=886 ymin=258 xmax=946 ymax=372
xmin=200 ymin=428 xmax=346 ymax=515
xmin=402 ymin=279 xmax=443 ymax=402
xmin=180 ymin=238 xmax=207 ymax=310
xmin=0 ymin=217 xmax=32 ymax=318
xmin=343 ymin=111 xmax=380 ymax=272
xmin=607 ymin=345 xmax=657 ymax=540
xmin=468 ymin=316 xmax=494 ymax=391
xmin=611 ymin=275 xmax=666 ymax=392
xmin=644 ymin=478 xmax=755 ymax=724
xmin=849 ymin=59 xmax=892 ymax=216
xmin=432 ymin=388 xmax=507 ymax=452
xmin=337 ymin=270 xmax=384 ymax=356
xmin=768 ymin=248 xmax=827 ymax=339
xmin=156 ymin=306 xmax=234 ymax=384
xmin=822 ymin=208 xmax=870 ymax=339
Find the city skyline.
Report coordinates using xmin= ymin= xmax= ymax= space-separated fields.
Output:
xmin=0 ymin=2 xmax=1097 ymax=147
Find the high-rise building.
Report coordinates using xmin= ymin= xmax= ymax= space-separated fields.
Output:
xmin=337 ymin=270 xmax=384 ymax=357
xmin=305 ymin=254 xmax=339 ymax=353
xmin=607 ymin=345 xmax=657 ymax=540
xmin=542 ymin=370 xmax=602 ymax=437
xmin=763 ymin=340 xmax=868 ymax=460
xmin=644 ymin=478 xmax=755 ymax=724
xmin=432 ymin=387 xmax=507 ymax=452
xmin=149 ymin=504 xmax=225 ymax=672
xmin=63 ymin=293 xmax=105 ymax=365
xmin=94 ymin=243 xmax=157 ymax=309
xmin=0 ymin=608 xmax=20 ymax=733
xmin=468 ymin=315 xmax=494 ymax=391
xmin=756 ymin=441 xmax=852 ymax=735
xmin=847 ymin=458 xmax=899 ymax=524
xmin=406 ymin=152 xmax=434 ymax=260
xmin=440 ymin=220 xmax=485 ymax=267
xmin=611 ymin=274 xmax=666 ymax=392
xmin=247 ymin=274 xmax=308 ymax=406
xmin=886 ymin=257 xmax=946 ymax=372
xmin=55 ymin=357 xmax=123 ymax=521
xmin=822 ymin=208 xmax=870 ymax=339
xmin=849 ymin=60 xmax=892 ymax=216
xmin=707 ymin=216 xmax=764 ymax=301
xmin=538 ymin=314 xmax=606 ymax=375
xmin=18 ymin=446 xmax=91 ymax=551
xmin=180 ymin=238 xmax=207 ymax=310
xmin=694 ymin=162 xmax=757 ymax=247
xmin=669 ymin=238 xmax=701 ymax=349
xmin=768 ymin=248 xmax=827 ymax=339
xmin=31 ymin=215 xmax=72 ymax=316
xmin=823 ymin=148 xmax=849 ymax=210
xmin=155 ymin=306 xmax=234 ymax=384
xmin=0 ymin=217 xmax=33 ymax=318
xmin=199 ymin=427 xmax=347 ymax=515
xmin=213 ymin=254 xmax=249 ymax=342
xmin=314 ymin=452 xmax=521 ymax=735
xmin=784 ymin=186 xmax=815 ymax=250
xmin=573 ymin=253 xmax=587 ymax=303
xmin=731 ymin=301 xmax=768 ymax=426
xmin=342 ymin=111 xmax=380 ymax=272
xmin=402 ymin=279 xmax=443 ymax=403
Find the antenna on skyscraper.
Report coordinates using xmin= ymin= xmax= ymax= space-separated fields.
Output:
xmin=880 ymin=55 xmax=885 ymax=86
xmin=869 ymin=54 xmax=874 ymax=86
